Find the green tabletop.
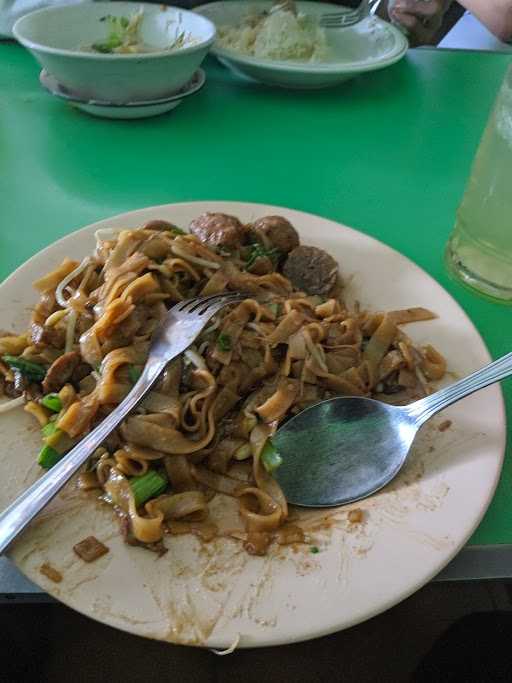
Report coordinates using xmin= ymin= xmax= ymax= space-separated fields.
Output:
xmin=1 ymin=43 xmax=510 ymax=546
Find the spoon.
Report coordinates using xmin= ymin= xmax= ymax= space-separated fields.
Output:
xmin=272 ymin=351 xmax=512 ymax=507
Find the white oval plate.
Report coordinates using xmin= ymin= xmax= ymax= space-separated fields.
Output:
xmin=0 ymin=202 xmax=505 ymax=649
xmin=195 ymin=1 xmax=408 ymax=89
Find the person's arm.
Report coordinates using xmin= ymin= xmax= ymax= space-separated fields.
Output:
xmin=459 ymin=0 xmax=512 ymax=42
xmin=387 ymin=0 xmax=453 ymax=46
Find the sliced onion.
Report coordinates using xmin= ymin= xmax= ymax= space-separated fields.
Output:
xmin=65 ymin=310 xmax=77 ymax=353
xmin=184 ymin=348 xmax=207 ymax=370
xmin=170 ymin=244 xmax=220 ymax=270
xmin=55 ymin=257 xmax=91 ymax=308
xmin=202 ymin=317 xmax=221 ymax=336
xmin=94 ymin=228 xmax=121 ymax=244
xmin=211 ymin=634 xmax=240 ymax=656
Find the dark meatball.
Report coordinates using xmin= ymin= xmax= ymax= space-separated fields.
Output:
xmin=251 ymin=215 xmax=300 ymax=254
xmin=189 ymin=213 xmax=247 ymax=250
xmin=283 ymin=246 xmax=339 ymax=296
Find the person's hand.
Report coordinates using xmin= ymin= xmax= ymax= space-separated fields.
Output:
xmin=388 ymin=0 xmax=451 ymax=46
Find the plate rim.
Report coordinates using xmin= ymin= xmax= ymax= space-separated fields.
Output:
xmin=39 ymin=68 xmax=206 ymax=107
xmin=1 ymin=200 xmax=506 ymax=648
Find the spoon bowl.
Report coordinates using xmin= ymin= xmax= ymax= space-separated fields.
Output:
xmin=272 ymin=350 xmax=512 ymax=508
xmin=273 ymin=398 xmax=417 ymax=507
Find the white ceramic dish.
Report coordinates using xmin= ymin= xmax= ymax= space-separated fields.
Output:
xmin=13 ymin=2 xmax=215 ymax=103
xmin=195 ymin=1 xmax=408 ymax=89
xmin=39 ymin=68 xmax=206 ymax=120
xmin=0 ymin=202 xmax=505 ymax=649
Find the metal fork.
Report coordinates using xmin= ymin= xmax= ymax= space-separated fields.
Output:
xmin=0 ymin=291 xmax=244 ymax=554
xmin=320 ymin=0 xmax=382 ymax=29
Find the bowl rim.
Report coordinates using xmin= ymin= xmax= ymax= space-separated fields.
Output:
xmin=12 ymin=1 xmax=217 ymax=60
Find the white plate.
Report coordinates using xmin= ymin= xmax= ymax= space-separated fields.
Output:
xmin=0 ymin=202 xmax=505 ymax=649
xmin=195 ymin=2 xmax=408 ymax=89
xmin=39 ymin=68 xmax=206 ymax=120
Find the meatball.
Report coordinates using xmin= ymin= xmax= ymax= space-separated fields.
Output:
xmin=283 ymin=246 xmax=339 ymax=296
xmin=251 ymin=215 xmax=300 ymax=254
xmin=189 ymin=212 xmax=247 ymax=250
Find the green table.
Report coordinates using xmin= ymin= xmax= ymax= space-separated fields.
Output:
xmin=0 ymin=43 xmax=510 ymax=588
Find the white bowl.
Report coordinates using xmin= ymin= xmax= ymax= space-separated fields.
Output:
xmin=13 ymin=2 xmax=216 ymax=103
xmin=196 ymin=1 xmax=408 ymax=89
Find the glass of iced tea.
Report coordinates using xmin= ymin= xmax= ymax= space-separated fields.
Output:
xmin=445 ymin=66 xmax=512 ymax=303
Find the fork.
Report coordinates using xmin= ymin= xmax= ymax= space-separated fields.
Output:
xmin=320 ymin=0 xmax=382 ymax=29
xmin=0 ymin=291 xmax=244 ymax=554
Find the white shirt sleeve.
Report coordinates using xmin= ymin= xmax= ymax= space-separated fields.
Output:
xmin=438 ymin=11 xmax=512 ymax=52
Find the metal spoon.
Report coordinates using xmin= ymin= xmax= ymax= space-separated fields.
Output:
xmin=273 ymin=351 xmax=512 ymax=507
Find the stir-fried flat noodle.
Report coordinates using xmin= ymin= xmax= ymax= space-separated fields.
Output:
xmin=0 ymin=213 xmax=447 ymax=555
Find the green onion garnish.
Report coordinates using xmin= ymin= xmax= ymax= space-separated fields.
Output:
xmin=41 ymin=421 xmax=60 ymax=439
xmin=310 ymin=546 xmax=320 ymax=554
xmin=245 ymin=243 xmax=282 ymax=270
xmin=261 ymin=441 xmax=283 ymax=474
xmin=41 ymin=393 xmax=62 ymax=413
xmin=130 ymin=470 xmax=167 ymax=508
xmin=217 ymin=333 xmax=232 ymax=352
xmin=91 ymin=36 xmax=122 ymax=53
xmin=128 ymin=365 xmax=142 ymax=384
xmin=169 ymin=226 xmax=186 ymax=236
xmin=38 ymin=445 xmax=63 ymax=469
xmin=266 ymin=302 xmax=280 ymax=317
xmin=2 ymin=355 xmax=45 ymax=381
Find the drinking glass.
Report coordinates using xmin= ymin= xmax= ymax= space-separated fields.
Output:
xmin=445 ymin=66 xmax=512 ymax=303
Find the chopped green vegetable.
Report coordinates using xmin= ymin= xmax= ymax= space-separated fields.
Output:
xmin=92 ymin=35 xmax=123 ymax=53
xmin=310 ymin=546 xmax=320 ymax=554
xmin=41 ymin=393 xmax=62 ymax=413
xmin=128 ymin=365 xmax=142 ymax=384
xmin=41 ymin=421 xmax=60 ymax=439
xmin=91 ymin=9 xmax=192 ymax=55
xmin=92 ymin=13 xmax=140 ymax=53
xmin=217 ymin=333 xmax=232 ymax=352
xmin=245 ymin=243 xmax=282 ymax=270
xmin=2 ymin=355 xmax=45 ymax=381
xmin=169 ymin=226 xmax=186 ymax=236
xmin=94 ymin=363 xmax=102 ymax=375
xmin=130 ymin=470 xmax=167 ymax=507
xmin=38 ymin=445 xmax=63 ymax=469
xmin=261 ymin=441 xmax=283 ymax=474
xmin=266 ymin=302 xmax=280 ymax=317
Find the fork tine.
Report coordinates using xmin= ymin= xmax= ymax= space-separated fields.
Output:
xmin=195 ymin=292 xmax=245 ymax=316
xmin=320 ymin=0 xmax=372 ymax=28
xmin=320 ymin=16 xmax=359 ymax=28
xmin=175 ymin=292 xmax=244 ymax=315
xmin=175 ymin=292 xmax=235 ymax=314
xmin=321 ymin=10 xmax=359 ymax=19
